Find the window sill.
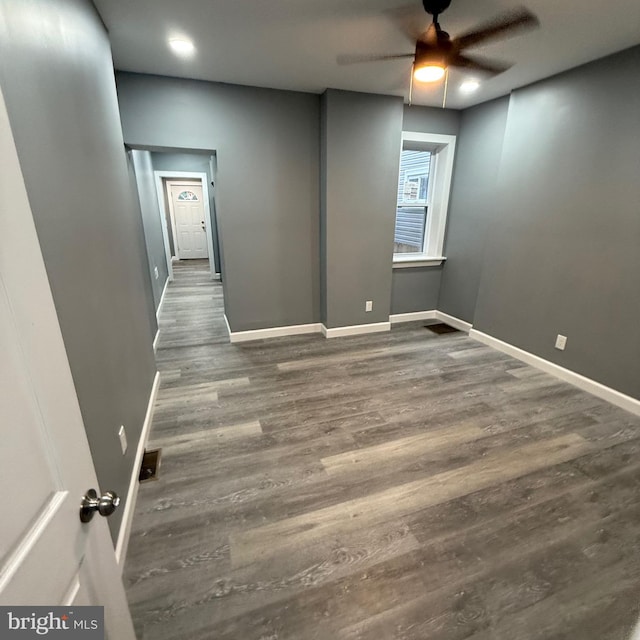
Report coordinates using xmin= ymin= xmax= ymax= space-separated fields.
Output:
xmin=393 ymin=256 xmax=446 ymax=268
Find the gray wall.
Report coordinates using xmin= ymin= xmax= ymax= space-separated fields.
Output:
xmin=0 ymin=0 xmax=157 ymax=539
xmin=391 ymin=266 xmax=443 ymax=314
xmin=321 ymin=90 xmax=403 ymax=328
xmin=389 ymin=104 xmax=461 ymax=315
xmin=403 ymin=104 xmax=461 ymax=136
xmin=116 ymin=72 xmax=320 ymax=332
xmin=438 ymin=97 xmax=509 ymax=321
xmin=131 ymin=150 xmax=169 ymax=314
xmin=319 ymin=92 xmax=328 ymax=326
xmin=446 ymin=46 xmax=640 ymax=399
xmin=151 ymin=151 xmax=222 ymax=274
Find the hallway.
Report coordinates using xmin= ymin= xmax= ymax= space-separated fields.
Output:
xmin=124 ymin=262 xmax=640 ymax=640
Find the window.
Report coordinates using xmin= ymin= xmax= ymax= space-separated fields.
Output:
xmin=393 ymin=131 xmax=456 ymax=267
xmin=394 ymin=151 xmax=431 ymax=256
xmin=177 ymin=190 xmax=199 ymax=201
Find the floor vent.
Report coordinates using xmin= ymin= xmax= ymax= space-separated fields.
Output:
xmin=425 ymin=322 xmax=460 ymax=335
xmin=139 ymin=448 xmax=162 ymax=483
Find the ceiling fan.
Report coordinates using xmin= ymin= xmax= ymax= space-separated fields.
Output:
xmin=338 ymin=0 xmax=539 ymax=85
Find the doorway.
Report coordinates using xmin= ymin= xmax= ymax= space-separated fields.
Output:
xmin=153 ymin=170 xmax=217 ymax=281
xmin=166 ymin=180 xmax=208 ymax=260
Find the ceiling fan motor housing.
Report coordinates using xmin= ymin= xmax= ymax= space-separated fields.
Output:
xmin=422 ymin=0 xmax=452 ymax=17
xmin=415 ymin=39 xmax=449 ymax=68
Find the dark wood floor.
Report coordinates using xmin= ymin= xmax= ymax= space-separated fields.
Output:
xmin=125 ymin=260 xmax=640 ymax=640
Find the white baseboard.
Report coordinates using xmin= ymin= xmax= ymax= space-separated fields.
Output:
xmin=155 ymin=278 xmax=169 ymax=321
xmin=470 ymin=329 xmax=640 ymax=417
xmin=322 ymin=321 xmax=391 ymax=339
xmin=115 ymin=370 xmax=160 ymax=568
xmin=152 ymin=329 xmax=160 ymax=352
xmin=435 ymin=310 xmax=473 ymax=333
xmin=389 ymin=310 xmax=437 ymax=325
xmin=229 ymin=322 xmax=323 ymax=343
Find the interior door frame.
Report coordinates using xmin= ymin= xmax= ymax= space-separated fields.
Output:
xmin=165 ymin=179 xmax=204 ymax=261
xmin=154 ymin=171 xmax=216 ymax=280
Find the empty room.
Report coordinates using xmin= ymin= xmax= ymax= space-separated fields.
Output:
xmin=1 ymin=0 xmax=639 ymax=638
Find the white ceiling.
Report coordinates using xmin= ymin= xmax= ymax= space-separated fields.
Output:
xmin=94 ymin=0 xmax=640 ymax=109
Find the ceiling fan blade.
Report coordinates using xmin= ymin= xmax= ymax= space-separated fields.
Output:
xmin=449 ymin=53 xmax=512 ymax=75
xmin=337 ymin=53 xmax=414 ymax=65
xmin=454 ymin=7 xmax=539 ymax=51
xmin=383 ymin=3 xmax=429 ymax=43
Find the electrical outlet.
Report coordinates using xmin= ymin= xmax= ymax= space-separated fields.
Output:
xmin=555 ymin=334 xmax=567 ymax=351
xmin=154 ymin=266 xmax=159 ymax=280
xmin=365 ymin=300 xmax=373 ymax=312
xmin=118 ymin=425 xmax=128 ymax=455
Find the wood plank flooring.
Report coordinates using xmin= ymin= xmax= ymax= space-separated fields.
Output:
xmin=124 ymin=260 xmax=640 ymax=640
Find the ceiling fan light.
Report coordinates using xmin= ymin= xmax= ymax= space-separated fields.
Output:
xmin=413 ymin=64 xmax=446 ymax=82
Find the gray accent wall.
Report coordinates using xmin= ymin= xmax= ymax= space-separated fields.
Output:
xmin=131 ymin=150 xmax=169 ymax=313
xmin=403 ymin=104 xmax=461 ymax=136
xmin=116 ymin=72 xmax=320 ymax=332
xmin=391 ymin=267 xmax=443 ymax=314
xmin=319 ymin=92 xmax=328 ymax=327
xmin=0 ymin=0 xmax=157 ymax=539
xmin=438 ymin=97 xmax=509 ymax=322
xmin=321 ymin=90 xmax=403 ymax=328
xmin=443 ymin=46 xmax=640 ymax=399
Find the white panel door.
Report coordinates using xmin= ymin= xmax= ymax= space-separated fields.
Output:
xmin=0 ymin=87 xmax=135 ymax=637
xmin=169 ymin=183 xmax=208 ymax=259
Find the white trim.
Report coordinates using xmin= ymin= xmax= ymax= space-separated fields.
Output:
xmin=229 ymin=323 xmax=322 ymax=344
xmin=223 ymin=313 xmax=232 ymax=339
xmin=470 ymin=329 xmax=640 ymax=417
xmin=164 ymin=180 xmax=180 ymax=261
xmin=435 ymin=311 xmax=473 ymax=333
xmin=115 ymin=371 xmax=161 ymax=568
xmin=152 ymin=330 xmax=160 ymax=352
xmin=62 ymin=572 xmax=81 ymax=606
xmin=402 ymin=131 xmax=457 ymax=147
xmin=400 ymin=131 xmax=456 ymax=259
xmin=393 ymin=256 xmax=446 ymax=268
xmin=0 ymin=492 xmax=67 ymax=592
xmin=389 ymin=310 xmax=437 ymax=324
xmin=154 ymin=170 xmax=217 ymax=280
xmin=151 ymin=172 xmax=174 ymax=283
xmin=155 ymin=277 xmax=169 ymax=320
xmin=322 ymin=322 xmax=391 ymax=339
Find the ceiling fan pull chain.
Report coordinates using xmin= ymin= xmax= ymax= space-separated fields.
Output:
xmin=409 ymin=63 xmax=414 ymax=105
xmin=442 ymin=67 xmax=449 ymax=109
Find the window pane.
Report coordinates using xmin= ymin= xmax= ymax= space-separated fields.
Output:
xmin=394 ymin=149 xmax=431 ymax=254
xmin=397 ymin=150 xmax=430 ymax=207
xmin=394 ymin=207 xmax=428 ymax=254
xmin=177 ymin=190 xmax=199 ymax=201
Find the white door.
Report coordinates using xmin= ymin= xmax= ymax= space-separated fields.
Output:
xmin=0 ymin=88 xmax=135 ymax=637
xmin=169 ymin=182 xmax=208 ymax=259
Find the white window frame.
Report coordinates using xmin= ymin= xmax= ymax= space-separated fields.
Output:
xmin=393 ymin=131 xmax=456 ymax=268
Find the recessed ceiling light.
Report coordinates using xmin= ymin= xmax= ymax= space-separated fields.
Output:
xmin=169 ymin=38 xmax=195 ymax=57
xmin=460 ymin=80 xmax=480 ymax=93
